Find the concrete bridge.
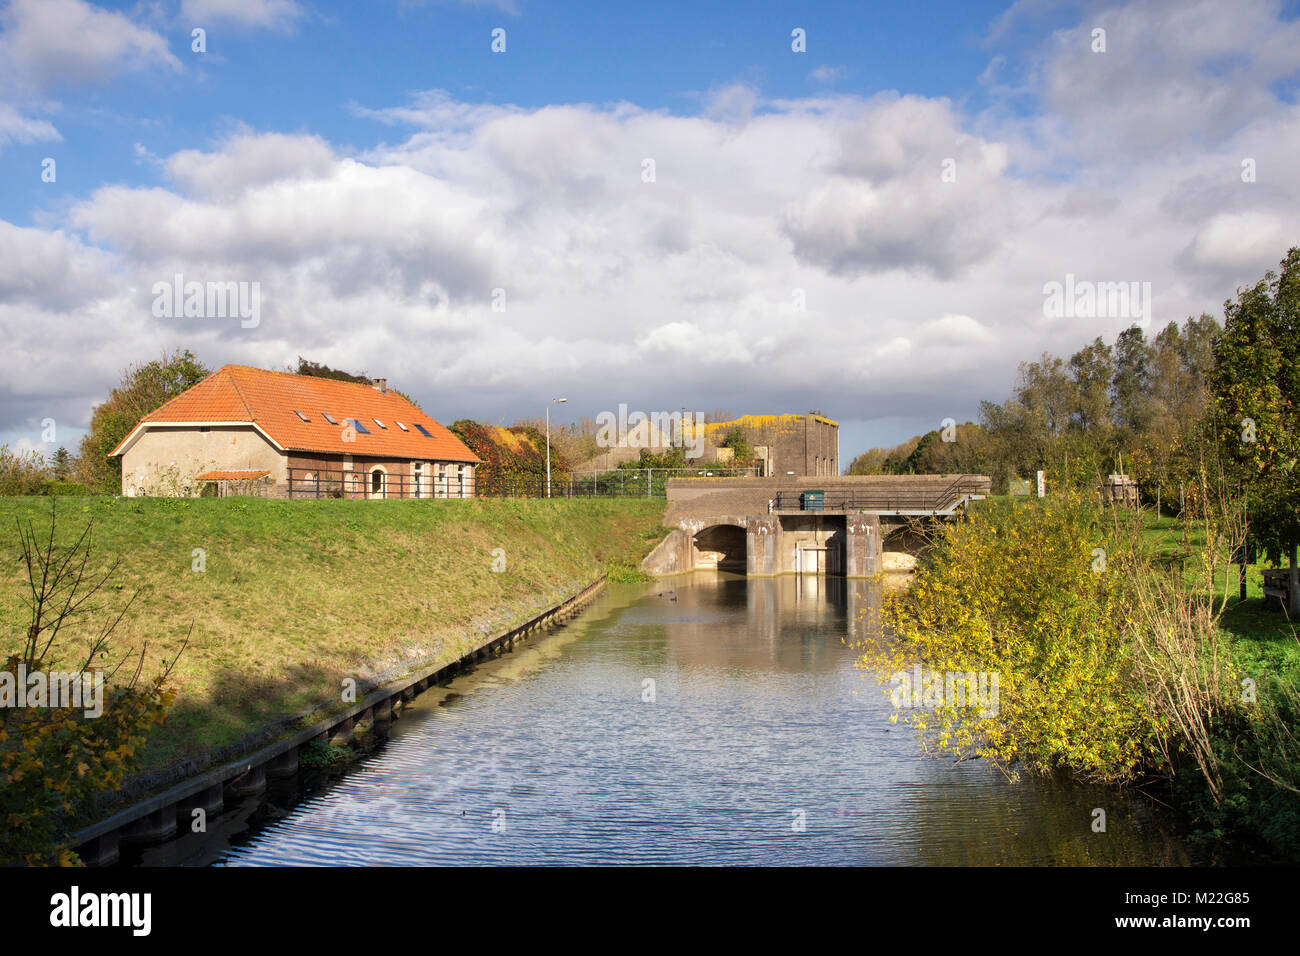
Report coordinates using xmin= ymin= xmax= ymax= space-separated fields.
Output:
xmin=642 ymin=474 xmax=989 ymax=578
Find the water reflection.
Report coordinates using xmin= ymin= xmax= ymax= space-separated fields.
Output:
xmin=196 ymin=572 xmax=1196 ymax=866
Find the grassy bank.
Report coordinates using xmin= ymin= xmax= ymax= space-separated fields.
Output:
xmin=0 ymin=496 xmax=665 ymax=772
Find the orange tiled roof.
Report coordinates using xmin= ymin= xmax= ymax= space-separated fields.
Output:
xmin=195 ymin=470 xmax=272 ymax=481
xmin=111 ymin=366 xmax=480 ymax=463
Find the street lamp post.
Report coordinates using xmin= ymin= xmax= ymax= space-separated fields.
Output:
xmin=546 ymin=397 xmax=567 ymax=498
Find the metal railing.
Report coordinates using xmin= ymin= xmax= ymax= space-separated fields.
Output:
xmin=285 ymin=466 xmax=760 ymax=500
xmin=772 ymin=476 xmax=987 ymax=513
xmin=287 ymin=467 xmax=473 ymax=499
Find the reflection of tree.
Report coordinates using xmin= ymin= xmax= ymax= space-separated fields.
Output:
xmin=900 ymin=768 xmax=1199 ymax=865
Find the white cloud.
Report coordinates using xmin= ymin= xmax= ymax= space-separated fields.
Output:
xmin=978 ymin=55 xmax=1006 ymax=85
xmin=0 ymin=0 xmax=181 ymax=91
xmin=180 ymin=0 xmax=304 ymax=30
xmin=809 ymin=65 xmax=847 ymax=85
xmin=1185 ymin=211 xmax=1289 ymax=273
xmin=0 ymin=102 xmax=59 ymax=145
xmin=165 ymin=131 xmax=336 ymax=199
xmin=3 ymin=0 xmax=1300 ymax=451
xmin=1035 ymin=0 xmax=1300 ymax=162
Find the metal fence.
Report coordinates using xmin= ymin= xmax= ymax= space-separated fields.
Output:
xmin=287 ymin=467 xmax=472 ymax=499
xmin=285 ymin=465 xmax=759 ymax=500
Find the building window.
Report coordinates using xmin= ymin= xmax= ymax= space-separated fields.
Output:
xmin=457 ymin=464 xmax=466 ymax=498
xmin=413 ymin=462 xmax=423 ymax=498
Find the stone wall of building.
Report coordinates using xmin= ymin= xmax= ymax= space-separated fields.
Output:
xmin=119 ymin=425 xmax=285 ymax=497
xmin=701 ymin=414 xmax=838 ymax=477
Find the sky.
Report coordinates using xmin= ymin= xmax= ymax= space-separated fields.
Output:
xmin=1 ymin=0 xmax=1298 ymax=465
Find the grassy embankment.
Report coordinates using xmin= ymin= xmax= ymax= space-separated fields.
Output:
xmin=1143 ymin=513 xmax=1300 ymax=679
xmin=0 ymin=496 xmax=666 ymax=773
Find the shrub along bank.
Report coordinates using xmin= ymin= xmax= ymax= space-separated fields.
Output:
xmin=858 ymin=493 xmax=1300 ymax=861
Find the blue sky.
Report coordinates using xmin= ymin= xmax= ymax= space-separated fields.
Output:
xmin=4 ymin=0 xmax=1026 ymax=224
xmin=2 ymin=0 xmax=1299 ymax=465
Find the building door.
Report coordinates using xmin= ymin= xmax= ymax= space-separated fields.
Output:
xmin=370 ymin=468 xmax=386 ymax=499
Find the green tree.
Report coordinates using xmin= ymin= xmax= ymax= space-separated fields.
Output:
xmin=77 ymin=350 xmax=210 ymax=494
xmin=293 ymin=357 xmax=422 ymax=409
xmin=718 ymin=427 xmax=752 ymax=463
xmin=1211 ymin=248 xmax=1300 ymax=614
xmin=51 ymin=447 xmax=73 ymax=481
xmin=1111 ymin=325 xmax=1154 ymax=440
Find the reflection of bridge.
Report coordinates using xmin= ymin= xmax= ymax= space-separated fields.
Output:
xmin=643 ymin=475 xmax=989 ymax=578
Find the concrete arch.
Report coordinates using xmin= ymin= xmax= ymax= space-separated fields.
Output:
xmin=692 ymin=523 xmax=747 ymax=572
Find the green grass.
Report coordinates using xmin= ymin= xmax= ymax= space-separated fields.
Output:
xmin=0 ymin=496 xmax=666 ymax=772
xmin=1139 ymin=512 xmax=1300 ymax=679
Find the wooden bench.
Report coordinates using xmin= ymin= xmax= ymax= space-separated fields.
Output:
xmin=1262 ymin=568 xmax=1292 ymax=609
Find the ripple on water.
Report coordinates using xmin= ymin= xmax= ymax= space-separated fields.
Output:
xmin=216 ymin=575 xmax=1199 ymax=867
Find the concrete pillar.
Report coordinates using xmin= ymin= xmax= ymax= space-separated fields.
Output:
xmin=745 ymin=516 xmax=780 ymax=576
xmin=845 ymin=514 xmax=882 ymax=577
xmin=181 ymin=782 xmax=224 ymax=815
xmin=267 ymin=747 xmax=299 ymax=779
xmin=226 ymin=763 xmax=266 ymax=798
xmin=121 ymin=804 xmax=177 ymax=845
xmin=328 ymin=716 xmax=354 ymax=746
xmin=77 ymin=830 xmax=120 ymax=867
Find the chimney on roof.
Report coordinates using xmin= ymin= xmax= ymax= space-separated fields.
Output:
xmin=371 ymin=377 xmax=387 ymax=394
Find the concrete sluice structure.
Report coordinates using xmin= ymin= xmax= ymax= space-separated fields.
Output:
xmin=643 ymin=475 xmax=990 ymax=578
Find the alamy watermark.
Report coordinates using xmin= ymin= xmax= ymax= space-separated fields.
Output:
xmin=0 ymin=664 xmax=103 ymax=718
xmin=594 ymin=405 xmax=705 ymax=459
xmin=1042 ymin=274 xmax=1151 ymax=325
xmin=152 ymin=273 xmax=260 ymax=328
xmin=889 ymin=665 xmax=1000 ymax=718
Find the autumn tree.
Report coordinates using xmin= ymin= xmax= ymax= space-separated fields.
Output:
xmin=77 ymin=350 xmax=211 ymax=494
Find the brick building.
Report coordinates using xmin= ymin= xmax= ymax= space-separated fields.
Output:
xmin=110 ymin=365 xmax=479 ymax=498
xmin=701 ymin=413 xmax=839 ymax=477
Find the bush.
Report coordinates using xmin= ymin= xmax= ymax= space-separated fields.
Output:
xmin=0 ymin=444 xmax=50 ymax=496
xmin=38 ymin=481 xmax=90 ymax=497
xmin=858 ymin=493 xmax=1164 ymax=782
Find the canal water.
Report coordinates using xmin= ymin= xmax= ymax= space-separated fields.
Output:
xmin=173 ymin=574 xmax=1199 ymax=865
